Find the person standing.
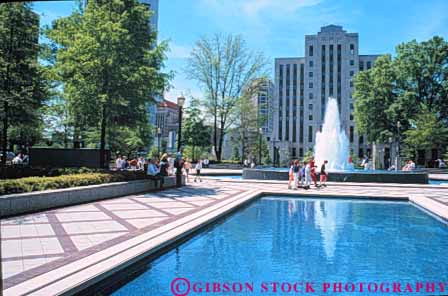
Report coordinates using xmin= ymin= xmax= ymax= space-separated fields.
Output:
xmin=310 ymin=157 xmax=318 ymax=187
xmin=320 ymin=160 xmax=328 ymax=187
xmin=194 ymin=159 xmax=203 ymax=182
xmin=183 ymin=159 xmax=192 ymax=183
xmin=293 ymin=160 xmax=300 ymax=190
xmin=287 ymin=161 xmax=294 ymax=189
xmin=300 ymin=162 xmax=306 ymax=188
xmin=115 ymin=155 xmax=123 ymax=170
xmin=304 ymin=161 xmax=311 ymax=189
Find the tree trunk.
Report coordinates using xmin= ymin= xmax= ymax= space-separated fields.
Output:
xmin=1 ymin=100 xmax=8 ymax=166
xmin=192 ymin=145 xmax=195 ymax=162
xmin=213 ymin=108 xmax=218 ymax=161
xmin=99 ymin=104 xmax=107 ymax=168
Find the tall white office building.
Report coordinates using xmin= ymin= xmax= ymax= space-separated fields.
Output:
xmin=139 ymin=0 xmax=159 ymax=33
xmin=272 ymin=25 xmax=383 ymax=163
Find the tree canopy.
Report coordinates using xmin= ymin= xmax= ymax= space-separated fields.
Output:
xmin=45 ymin=0 xmax=170 ymax=165
xmin=186 ymin=34 xmax=268 ymax=162
xmin=353 ymin=36 xmax=448 ymax=160
xmin=0 ymin=2 xmax=47 ymax=163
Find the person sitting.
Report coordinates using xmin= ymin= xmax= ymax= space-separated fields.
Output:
xmin=159 ymin=154 xmax=169 ymax=177
xmin=12 ymin=153 xmax=23 ymax=165
xmin=203 ymin=158 xmax=209 ymax=168
xmin=147 ymin=158 xmax=164 ymax=188
xmin=129 ymin=158 xmax=138 ymax=170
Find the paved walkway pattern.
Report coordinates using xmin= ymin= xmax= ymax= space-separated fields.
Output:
xmin=1 ymin=179 xmax=448 ymax=295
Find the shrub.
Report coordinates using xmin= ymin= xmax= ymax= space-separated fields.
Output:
xmin=0 ymin=171 xmax=148 ymax=195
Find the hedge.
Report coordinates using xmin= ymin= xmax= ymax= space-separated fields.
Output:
xmin=0 ymin=171 xmax=148 ymax=195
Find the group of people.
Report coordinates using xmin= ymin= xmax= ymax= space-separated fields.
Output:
xmin=402 ymin=160 xmax=416 ymax=171
xmin=115 ymin=155 xmax=146 ymax=171
xmin=287 ymin=158 xmax=328 ymax=190
xmin=11 ymin=152 xmax=29 ymax=165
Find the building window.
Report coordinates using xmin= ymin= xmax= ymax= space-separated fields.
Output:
xmin=299 ymin=148 xmax=303 ymax=157
xmin=350 ymin=44 xmax=355 ymax=55
xmin=309 ymin=45 xmax=314 ymax=56
xmin=350 ymin=70 xmax=354 ymax=77
xmin=350 ymin=60 xmax=354 ymax=66
xmin=350 ymin=126 xmax=354 ymax=143
xmin=350 ymin=80 xmax=354 ymax=87
xmin=292 ymin=148 xmax=297 ymax=158
xmin=309 ymin=93 xmax=313 ymax=100
xmin=309 ymin=60 xmax=313 ymax=67
xmin=309 ymin=82 xmax=313 ymax=88
xmin=359 ymin=61 xmax=364 ymax=71
xmin=309 ymin=114 xmax=313 ymax=121
xmin=308 ymin=104 xmax=313 ymax=110
xmin=309 ymin=72 xmax=313 ymax=78
xmin=367 ymin=61 xmax=372 ymax=69
xmin=308 ymin=126 xmax=313 ymax=143
xmin=350 ymin=114 xmax=354 ymax=121
xmin=359 ymin=135 xmax=364 ymax=144
xmin=350 ymin=103 xmax=354 ymax=110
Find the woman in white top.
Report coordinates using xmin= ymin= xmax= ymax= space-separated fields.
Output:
xmin=194 ymin=160 xmax=203 ymax=182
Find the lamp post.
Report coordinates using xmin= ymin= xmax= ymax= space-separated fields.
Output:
xmin=177 ymin=95 xmax=185 ymax=152
xmin=157 ymin=127 xmax=162 ymax=157
xmin=396 ymin=121 xmax=401 ymax=171
xmin=175 ymin=95 xmax=186 ymax=187
xmin=272 ymin=138 xmax=277 ymax=167
xmin=258 ymin=128 xmax=263 ymax=165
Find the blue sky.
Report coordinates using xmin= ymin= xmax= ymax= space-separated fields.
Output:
xmin=32 ymin=0 xmax=448 ymax=103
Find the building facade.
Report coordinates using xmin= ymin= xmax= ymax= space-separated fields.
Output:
xmin=155 ymin=100 xmax=179 ymax=153
xmin=272 ymin=25 xmax=382 ymax=163
xmin=251 ymin=79 xmax=275 ymax=136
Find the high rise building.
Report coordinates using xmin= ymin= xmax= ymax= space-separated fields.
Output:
xmin=139 ymin=0 xmax=159 ymax=33
xmin=251 ymin=79 xmax=275 ymax=136
xmin=272 ymin=25 xmax=383 ymax=163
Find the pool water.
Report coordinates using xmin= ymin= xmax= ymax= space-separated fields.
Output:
xmin=113 ymin=197 xmax=448 ymax=295
xmin=429 ymin=179 xmax=448 ymax=185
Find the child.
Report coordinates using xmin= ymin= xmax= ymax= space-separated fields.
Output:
xmin=320 ymin=160 xmax=328 ymax=187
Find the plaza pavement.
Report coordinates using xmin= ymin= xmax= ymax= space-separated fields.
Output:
xmin=1 ymin=179 xmax=448 ymax=295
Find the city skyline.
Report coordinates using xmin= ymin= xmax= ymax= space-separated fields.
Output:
xmin=32 ymin=0 xmax=448 ymax=104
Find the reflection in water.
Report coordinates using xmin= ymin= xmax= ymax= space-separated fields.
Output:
xmin=314 ymin=200 xmax=349 ymax=260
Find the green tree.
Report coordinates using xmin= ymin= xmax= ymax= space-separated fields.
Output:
xmin=353 ymin=55 xmax=400 ymax=143
xmin=234 ymin=78 xmax=269 ymax=163
xmin=0 ymin=2 xmax=47 ymax=163
xmin=46 ymin=0 xmax=170 ymax=167
xmin=182 ymin=98 xmax=212 ymax=161
xmin=403 ymin=107 xmax=448 ymax=161
xmin=395 ymin=37 xmax=448 ymax=120
xmin=186 ymin=34 xmax=268 ymax=162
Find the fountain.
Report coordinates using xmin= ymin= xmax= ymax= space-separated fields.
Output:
xmin=314 ymin=97 xmax=350 ymax=171
xmin=242 ymin=98 xmax=429 ymax=184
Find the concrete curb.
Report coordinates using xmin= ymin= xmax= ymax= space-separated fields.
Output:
xmin=0 ymin=177 xmax=182 ymax=218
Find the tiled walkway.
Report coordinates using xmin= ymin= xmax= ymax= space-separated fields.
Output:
xmin=1 ymin=179 xmax=448 ymax=295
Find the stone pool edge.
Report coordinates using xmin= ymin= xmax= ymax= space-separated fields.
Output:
xmin=4 ymin=190 xmax=447 ymax=296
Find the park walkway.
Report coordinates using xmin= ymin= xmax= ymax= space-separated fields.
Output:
xmin=1 ymin=179 xmax=448 ymax=295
